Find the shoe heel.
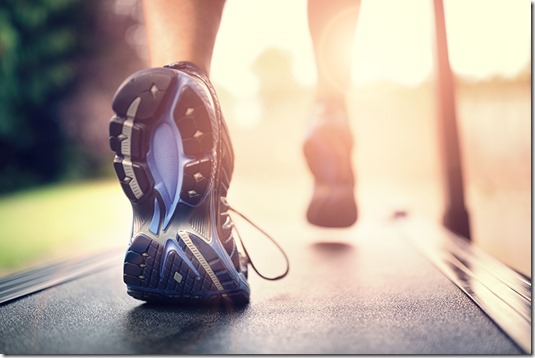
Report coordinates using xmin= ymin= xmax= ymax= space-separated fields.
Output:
xmin=123 ymin=233 xmax=249 ymax=304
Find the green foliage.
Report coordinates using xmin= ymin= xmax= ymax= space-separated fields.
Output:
xmin=0 ymin=0 xmax=95 ymax=193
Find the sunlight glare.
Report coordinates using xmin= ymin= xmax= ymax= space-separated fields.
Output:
xmin=443 ymin=0 xmax=530 ymax=79
xmin=212 ymin=0 xmax=530 ymax=95
xmin=351 ymin=0 xmax=435 ymax=86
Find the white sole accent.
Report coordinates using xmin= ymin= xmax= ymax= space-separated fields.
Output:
xmin=122 ymin=97 xmax=143 ymax=199
xmin=122 ymin=159 xmax=143 ymax=199
xmin=121 ymin=119 xmax=133 ymax=157
xmin=178 ymin=231 xmax=224 ymax=291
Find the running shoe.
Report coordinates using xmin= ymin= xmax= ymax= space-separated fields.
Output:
xmin=109 ymin=62 xmax=250 ymax=305
xmin=303 ymin=97 xmax=358 ymax=227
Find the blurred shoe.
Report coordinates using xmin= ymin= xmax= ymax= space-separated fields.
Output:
xmin=303 ymin=97 xmax=357 ymax=227
xmin=109 ymin=62 xmax=250 ymax=305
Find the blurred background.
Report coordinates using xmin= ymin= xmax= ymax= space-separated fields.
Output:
xmin=0 ymin=0 xmax=530 ymax=277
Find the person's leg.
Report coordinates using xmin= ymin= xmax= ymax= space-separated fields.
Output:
xmin=142 ymin=0 xmax=225 ymax=74
xmin=303 ymin=0 xmax=360 ymax=228
xmin=308 ymin=0 xmax=360 ymax=100
xmin=109 ymin=0 xmax=254 ymax=305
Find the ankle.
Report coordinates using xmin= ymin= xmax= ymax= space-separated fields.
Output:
xmin=315 ymin=89 xmax=346 ymax=107
xmin=313 ymin=94 xmax=348 ymax=120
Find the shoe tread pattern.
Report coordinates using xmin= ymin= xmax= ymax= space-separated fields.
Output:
xmin=123 ymin=234 xmax=246 ymax=305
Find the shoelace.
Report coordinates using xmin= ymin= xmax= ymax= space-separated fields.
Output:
xmin=228 ymin=206 xmax=290 ymax=281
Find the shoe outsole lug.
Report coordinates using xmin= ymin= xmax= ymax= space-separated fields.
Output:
xmin=111 ymin=69 xmax=174 ymax=120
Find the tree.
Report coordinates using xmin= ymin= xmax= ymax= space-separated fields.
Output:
xmin=0 ymin=0 xmax=95 ymax=192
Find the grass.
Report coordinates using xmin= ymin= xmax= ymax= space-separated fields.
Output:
xmin=0 ymin=178 xmax=131 ymax=276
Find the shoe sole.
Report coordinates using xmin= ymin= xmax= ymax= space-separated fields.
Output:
xmin=109 ymin=68 xmax=249 ymax=305
xmin=303 ymin=134 xmax=358 ymax=228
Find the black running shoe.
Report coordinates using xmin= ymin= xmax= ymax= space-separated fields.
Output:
xmin=303 ymin=98 xmax=358 ymax=228
xmin=109 ymin=62 xmax=250 ymax=305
